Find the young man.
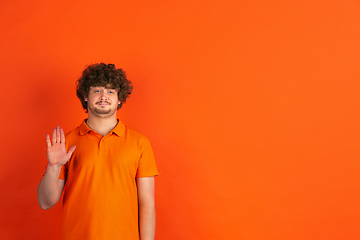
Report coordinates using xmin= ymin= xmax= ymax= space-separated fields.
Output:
xmin=37 ymin=63 xmax=158 ymax=240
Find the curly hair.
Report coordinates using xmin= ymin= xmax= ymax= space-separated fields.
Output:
xmin=76 ymin=63 xmax=133 ymax=112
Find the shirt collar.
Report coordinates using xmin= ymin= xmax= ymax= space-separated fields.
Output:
xmin=111 ymin=120 xmax=126 ymax=137
xmin=79 ymin=119 xmax=125 ymax=137
xmin=79 ymin=120 xmax=91 ymax=135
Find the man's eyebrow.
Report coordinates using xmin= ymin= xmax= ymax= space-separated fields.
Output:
xmin=105 ymin=87 xmax=118 ymax=90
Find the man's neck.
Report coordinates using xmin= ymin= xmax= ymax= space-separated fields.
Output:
xmin=86 ymin=114 xmax=118 ymax=137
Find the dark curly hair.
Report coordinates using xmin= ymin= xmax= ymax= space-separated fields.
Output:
xmin=76 ymin=63 xmax=133 ymax=112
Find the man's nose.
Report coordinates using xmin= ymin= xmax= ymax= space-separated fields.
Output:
xmin=100 ymin=91 xmax=108 ymax=99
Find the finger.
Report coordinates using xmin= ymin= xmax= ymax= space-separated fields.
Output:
xmin=60 ymin=128 xmax=65 ymax=144
xmin=52 ymin=128 xmax=56 ymax=143
xmin=46 ymin=134 xmax=51 ymax=148
xmin=56 ymin=126 xmax=61 ymax=143
xmin=67 ymin=145 xmax=76 ymax=158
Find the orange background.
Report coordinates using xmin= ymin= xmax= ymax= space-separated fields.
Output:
xmin=1 ymin=0 xmax=360 ymax=239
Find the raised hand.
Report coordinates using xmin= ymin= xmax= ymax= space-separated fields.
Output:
xmin=46 ymin=126 xmax=76 ymax=167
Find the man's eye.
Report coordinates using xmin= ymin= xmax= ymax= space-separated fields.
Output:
xmin=94 ymin=90 xmax=100 ymax=93
xmin=109 ymin=91 xmax=114 ymax=94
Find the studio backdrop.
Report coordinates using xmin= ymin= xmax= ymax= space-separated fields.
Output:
xmin=1 ymin=0 xmax=360 ymax=239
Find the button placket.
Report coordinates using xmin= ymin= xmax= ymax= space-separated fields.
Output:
xmin=99 ymin=137 xmax=104 ymax=149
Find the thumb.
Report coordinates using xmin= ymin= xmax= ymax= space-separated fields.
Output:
xmin=67 ymin=145 xmax=76 ymax=157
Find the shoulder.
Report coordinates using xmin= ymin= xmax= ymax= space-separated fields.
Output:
xmin=65 ymin=126 xmax=81 ymax=138
xmin=124 ymin=125 xmax=148 ymax=140
xmin=65 ymin=120 xmax=88 ymax=138
xmin=124 ymin=125 xmax=152 ymax=146
xmin=62 ymin=125 xmax=82 ymax=148
xmin=64 ymin=125 xmax=83 ymax=146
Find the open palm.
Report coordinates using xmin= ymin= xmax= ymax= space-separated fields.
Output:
xmin=46 ymin=126 xmax=76 ymax=166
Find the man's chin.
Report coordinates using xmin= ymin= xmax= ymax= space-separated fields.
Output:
xmin=95 ymin=109 xmax=111 ymax=114
xmin=89 ymin=107 xmax=116 ymax=117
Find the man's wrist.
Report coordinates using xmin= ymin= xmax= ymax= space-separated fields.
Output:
xmin=47 ymin=163 xmax=62 ymax=171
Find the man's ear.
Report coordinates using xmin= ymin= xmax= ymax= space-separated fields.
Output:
xmin=84 ymin=97 xmax=88 ymax=101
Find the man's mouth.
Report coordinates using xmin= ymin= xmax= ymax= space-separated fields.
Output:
xmin=96 ymin=101 xmax=110 ymax=106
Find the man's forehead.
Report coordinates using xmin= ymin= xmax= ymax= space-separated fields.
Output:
xmin=91 ymin=84 xmax=118 ymax=90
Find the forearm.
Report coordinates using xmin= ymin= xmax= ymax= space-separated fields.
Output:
xmin=37 ymin=164 xmax=64 ymax=210
xmin=139 ymin=201 xmax=156 ymax=240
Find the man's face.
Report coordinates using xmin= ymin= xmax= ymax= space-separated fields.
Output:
xmin=85 ymin=86 xmax=120 ymax=118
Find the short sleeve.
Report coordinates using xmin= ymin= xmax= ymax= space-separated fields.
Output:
xmin=136 ymin=138 xmax=159 ymax=178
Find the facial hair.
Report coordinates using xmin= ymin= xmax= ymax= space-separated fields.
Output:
xmin=88 ymin=101 xmax=117 ymax=118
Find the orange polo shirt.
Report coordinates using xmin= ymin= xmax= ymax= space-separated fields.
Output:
xmin=59 ymin=120 xmax=158 ymax=240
